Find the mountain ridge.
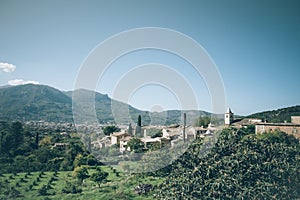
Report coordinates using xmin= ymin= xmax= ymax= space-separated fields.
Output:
xmin=0 ymin=84 xmax=208 ymax=125
xmin=1 ymin=84 xmax=299 ymax=124
xmin=247 ymin=105 xmax=300 ymax=123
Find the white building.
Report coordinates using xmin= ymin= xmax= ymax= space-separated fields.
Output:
xmin=225 ymin=107 xmax=234 ymax=125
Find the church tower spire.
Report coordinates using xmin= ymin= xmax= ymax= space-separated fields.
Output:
xmin=225 ymin=107 xmax=234 ymax=125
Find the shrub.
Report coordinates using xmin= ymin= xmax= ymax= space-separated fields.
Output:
xmin=134 ymin=184 xmax=153 ymax=195
xmin=8 ymin=187 xmax=20 ymax=199
xmin=62 ymin=181 xmax=82 ymax=194
xmin=38 ymin=185 xmax=49 ymax=196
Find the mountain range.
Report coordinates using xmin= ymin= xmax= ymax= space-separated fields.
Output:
xmin=0 ymin=84 xmax=299 ymax=125
xmin=0 ymin=84 xmax=209 ymax=125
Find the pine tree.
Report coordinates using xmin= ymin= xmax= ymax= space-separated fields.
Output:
xmin=138 ymin=115 xmax=141 ymax=126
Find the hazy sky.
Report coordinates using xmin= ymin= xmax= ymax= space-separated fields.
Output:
xmin=0 ymin=0 xmax=299 ymax=115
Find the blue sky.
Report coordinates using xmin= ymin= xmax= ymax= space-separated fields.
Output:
xmin=0 ymin=0 xmax=299 ymax=115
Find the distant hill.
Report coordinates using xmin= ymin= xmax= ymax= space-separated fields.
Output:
xmin=247 ymin=105 xmax=300 ymax=123
xmin=0 ymin=84 xmax=209 ymax=125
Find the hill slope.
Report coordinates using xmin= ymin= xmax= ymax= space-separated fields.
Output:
xmin=0 ymin=84 xmax=207 ymax=125
xmin=247 ymin=105 xmax=300 ymax=123
xmin=0 ymin=84 xmax=73 ymax=122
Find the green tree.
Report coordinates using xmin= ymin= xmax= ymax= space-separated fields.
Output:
xmin=127 ymin=137 xmax=144 ymax=153
xmin=138 ymin=115 xmax=142 ymax=126
xmin=90 ymin=167 xmax=109 ymax=188
xmin=72 ymin=166 xmax=89 ymax=186
xmin=102 ymin=126 xmax=121 ymax=136
xmin=147 ymin=142 xmax=161 ymax=151
xmin=1 ymin=121 xmax=24 ymax=155
xmin=39 ymin=136 xmax=52 ymax=147
xmin=194 ymin=116 xmax=211 ymax=128
xmin=38 ymin=184 xmax=49 ymax=196
xmin=11 ymin=121 xmax=24 ymax=148
xmin=74 ymin=154 xmax=85 ymax=167
xmin=62 ymin=181 xmax=82 ymax=194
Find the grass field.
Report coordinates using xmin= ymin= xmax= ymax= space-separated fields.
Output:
xmin=0 ymin=166 xmax=163 ymax=200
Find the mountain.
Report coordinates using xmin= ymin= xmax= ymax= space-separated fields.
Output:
xmin=2 ymin=84 xmax=298 ymax=125
xmin=0 ymin=84 xmax=73 ymax=122
xmin=0 ymin=84 xmax=208 ymax=125
xmin=247 ymin=105 xmax=300 ymax=123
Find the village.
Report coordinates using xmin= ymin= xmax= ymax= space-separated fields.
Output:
xmin=25 ymin=107 xmax=300 ymax=152
xmin=89 ymin=108 xmax=300 ymax=154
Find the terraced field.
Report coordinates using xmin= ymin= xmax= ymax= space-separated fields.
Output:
xmin=0 ymin=166 xmax=163 ymax=200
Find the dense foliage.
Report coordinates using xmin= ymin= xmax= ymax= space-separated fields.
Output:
xmin=127 ymin=137 xmax=145 ymax=153
xmin=154 ymin=127 xmax=300 ymax=199
xmin=0 ymin=121 xmax=98 ymax=173
xmin=194 ymin=116 xmax=211 ymax=128
xmin=72 ymin=166 xmax=90 ymax=185
xmin=102 ymin=125 xmax=121 ymax=136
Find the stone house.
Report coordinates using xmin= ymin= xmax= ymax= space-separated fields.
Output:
xmin=255 ymin=116 xmax=300 ymax=139
xmin=111 ymin=131 xmax=129 ymax=145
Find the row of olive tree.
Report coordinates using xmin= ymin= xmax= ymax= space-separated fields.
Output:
xmin=72 ymin=166 xmax=108 ymax=188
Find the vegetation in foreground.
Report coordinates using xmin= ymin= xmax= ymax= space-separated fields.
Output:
xmin=0 ymin=120 xmax=299 ymax=199
xmin=0 ymin=166 xmax=162 ymax=200
xmin=154 ymin=126 xmax=300 ymax=199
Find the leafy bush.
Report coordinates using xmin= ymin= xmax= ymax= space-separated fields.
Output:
xmin=62 ymin=181 xmax=82 ymax=194
xmin=38 ymin=185 xmax=49 ymax=196
xmin=8 ymin=187 xmax=20 ymax=199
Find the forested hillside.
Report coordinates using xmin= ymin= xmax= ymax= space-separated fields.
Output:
xmin=0 ymin=84 xmax=73 ymax=122
xmin=247 ymin=105 xmax=300 ymax=123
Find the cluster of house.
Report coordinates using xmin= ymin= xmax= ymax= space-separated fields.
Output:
xmin=91 ymin=117 xmax=219 ymax=153
xmin=91 ymin=108 xmax=300 ymax=153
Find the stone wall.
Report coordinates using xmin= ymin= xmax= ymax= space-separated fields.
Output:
xmin=255 ymin=124 xmax=300 ymax=139
xmin=291 ymin=116 xmax=300 ymax=124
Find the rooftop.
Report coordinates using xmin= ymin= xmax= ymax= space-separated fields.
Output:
xmin=111 ymin=131 xmax=127 ymax=137
xmin=256 ymin=122 xmax=300 ymax=127
xmin=226 ymin=107 xmax=233 ymax=114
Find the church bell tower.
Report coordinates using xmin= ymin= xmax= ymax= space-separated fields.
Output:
xmin=225 ymin=107 xmax=234 ymax=125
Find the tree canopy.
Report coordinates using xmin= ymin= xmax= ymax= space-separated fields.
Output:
xmin=72 ymin=166 xmax=89 ymax=185
xmin=127 ymin=137 xmax=144 ymax=153
xmin=90 ymin=167 xmax=109 ymax=188
xmin=102 ymin=126 xmax=121 ymax=136
xmin=154 ymin=127 xmax=300 ymax=199
xmin=194 ymin=116 xmax=211 ymax=128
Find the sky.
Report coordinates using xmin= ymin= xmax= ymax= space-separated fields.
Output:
xmin=0 ymin=0 xmax=299 ymax=116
